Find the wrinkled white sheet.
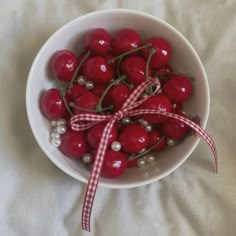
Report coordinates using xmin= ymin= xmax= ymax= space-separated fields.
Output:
xmin=1 ymin=1 xmax=236 ymax=235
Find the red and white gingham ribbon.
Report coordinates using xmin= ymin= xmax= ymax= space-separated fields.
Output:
xmin=70 ymin=78 xmax=217 ymax=232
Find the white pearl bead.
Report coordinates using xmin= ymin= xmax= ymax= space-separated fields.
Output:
xmin=138 ymin=118 xmax=148 ymax=126
xmin=56 ymin=125 xmax=67 ymax=134
xmin=77 ymin=76 xmax=86 ymax=85
xmin=145 ymin=124 xmax=152 ymax=133
xmin=82 ymin=153 xmax=93 ymax=164
xmin=85 ymin=81 xmax=94 ymax=90
xmin=147 ymin=155 xmax=156 ymax=163
xmin=51 ymin=137 xmax=61 ymax=147
xmin=121 ymin=117 xmax=131 ymax=125
xmin=50 ymin=120 xmax=57 ymax=127
xmin=111 ymin=141 xmax=121 ymax=152
xmin=137 ymin=158 xmax=146 ymax=168
xmin=51 ymin=131 xmax=60 ymax=139
xmin=167 ymin=138 xmax=176 ymax=147
xmin=56 ymin=118 xmax=66 ymax=126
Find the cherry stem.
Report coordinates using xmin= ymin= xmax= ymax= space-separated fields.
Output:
xmin=96 ymin=75 xmax=127 ymax=113
xmin=69 ymin=102 xmax=113 ymax=113
xmin=117 ymin=57 xmax=122 ymax=77
xmin=68 ymin=50 xmax=91 ymax=88
xmin=122 ymin=80 xmax=134 ymax=89
xmin=128 ymin=135 xmax=166 ymax=161
xmin=107 ymin=43 xmax=152 ymax=64
xmin=145 ymin=48 xmax=156 ymax=94
xmin=60 ymin=85 xmax=73 ymax=116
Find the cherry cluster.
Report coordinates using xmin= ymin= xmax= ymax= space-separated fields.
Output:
xmin=40 ymin=28 xmax=194 ymax=178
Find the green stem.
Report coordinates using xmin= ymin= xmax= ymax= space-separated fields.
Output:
xmin=107 ymin=43 xmax=152 ymax=64
xmin=117 ymin=57 xmax=122 ymax=77
xmin=122 ymin=80 xmax=134 ymax=89
xmin=96 ymin=75 xmax=127 ymax=113
xmin=145 ymin=48 xmax=156 ymax=94
xmin=68 ymin=50 xmax=91 ymax=88
xmin=128 ymin=135 xmax=166 ymax=161
xmin=60 ymin=85 xmax=73 ymax=116
xmin=69 ymin=102 xmax=113 ymax=113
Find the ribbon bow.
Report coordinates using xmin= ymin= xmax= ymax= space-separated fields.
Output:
xmin=70 ymin=78 xmax=217 ymax=232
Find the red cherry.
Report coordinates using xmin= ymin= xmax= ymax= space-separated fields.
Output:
xmin=72 ymin=92 xmax=99 ymax=115
xmin=102 ymin=150 xmax=127 ymax=178
xmin=59 ymin=129 xmax=87 ymax=158
xmin=142 ymin=37 xmax=171 ymax=69
xmin=40 ymin=88 xmax=68 ymax=119
xmin=111 ymin=29 xmax=141 ymax=55
xmin=157 ymin=64 xmax=173 ymax=76
xmin=111 ymin=83 xmax=131 ymax=110
xmin=147 ymin=129 xmax=167 ymax=152
xmin=119 ymin=124 xmax=149 ymax=153
xmin=121 ymin=56 xmax=151 ymax=85
xmin=51 ymin=50 xmax=78 ymax=81
xmin=138 ymin=94 xmax=171 ymax=124
xmin=83 ymin=56 xmax=113 ymax=84
xmin=84 ymin=28 xmax=111 ymax=56
xmin=86 ymin=122 xmax=118 ymax=149
xmin=162 ymin=75 xmax=192 ymax=102
xmin=66 ymin=83 xmax=87 ymax=101
xmin=171 ymin=102 xmax=183 ymax=113
xmin=161 ymin=112 xmax=188 ymax=139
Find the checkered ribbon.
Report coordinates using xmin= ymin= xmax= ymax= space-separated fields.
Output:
xmin=70 ymin=78 xmax=217 ymax=232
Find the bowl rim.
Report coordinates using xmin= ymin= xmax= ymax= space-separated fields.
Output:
xmin=26 ymin=9 xmax=210 ymax=189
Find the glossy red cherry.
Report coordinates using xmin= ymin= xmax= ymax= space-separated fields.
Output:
xmin=119 ymin=124 xmax=149 ymax=153
xmin=66 ymin=83 xmax=87 ymax=101
xmin=142 ymin=37 xmax=171 ymax=69
xmin=102 ymin=150 xmax=127 ymax=178
xmin=121 ymin=56 xmax=151 ymax=85
xmin=51 ymin=50 xmax=78 ymax=81
xmin=86 ymin=122 xmax=118 ymax=149
xmin=147 ymin=129 xmax=167 ymax=152
xmin=162 ymin=75 xmax=192 ymax=102
xmin=161 ymin=112 xmax=188 ymax=139
xmin=40 ymin=88 xmax=68 ymax=119
xmin=138 ymin=94 xmax=171 ymax=123
xmin=83 ymin=56 xmax=113 ymax=84
xmin=72 ymin=92 xmax=99 ymax=115
xmin=171 ymin=102 xmax=183 ymax=113
xmin=111 ymin=83 xmax=131 ymax=110
xmin=59 ymin=129 xmax=87 ymax=158
xmin=157 ymin=64 xmax=173 ymax=76
xmin=84 ymin=28 xmax=111 ymax=56
xmin=111 ymin=29 xmax=141 ymax=55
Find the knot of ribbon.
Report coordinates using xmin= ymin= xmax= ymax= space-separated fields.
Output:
xmin=70 ymin=78 xmax=217 ymax=232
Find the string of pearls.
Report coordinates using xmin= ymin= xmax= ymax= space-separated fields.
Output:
xmin=50 ymin=118 xmax=67 ymax=147
xmin=77 ymin=75 xmax=94 ymax=90
xmin=138 ymin=118 xmax=153 ymax=133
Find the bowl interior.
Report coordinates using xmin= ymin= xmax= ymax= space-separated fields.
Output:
xmin=26 ymin=9 xmax=209 ymax=188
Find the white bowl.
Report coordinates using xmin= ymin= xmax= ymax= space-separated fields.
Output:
xmin=26 ymin=9 xmax=209 ymax=189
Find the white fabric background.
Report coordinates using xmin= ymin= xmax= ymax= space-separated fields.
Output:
xmin=0 ymin=1 xmax=236 ymax=235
